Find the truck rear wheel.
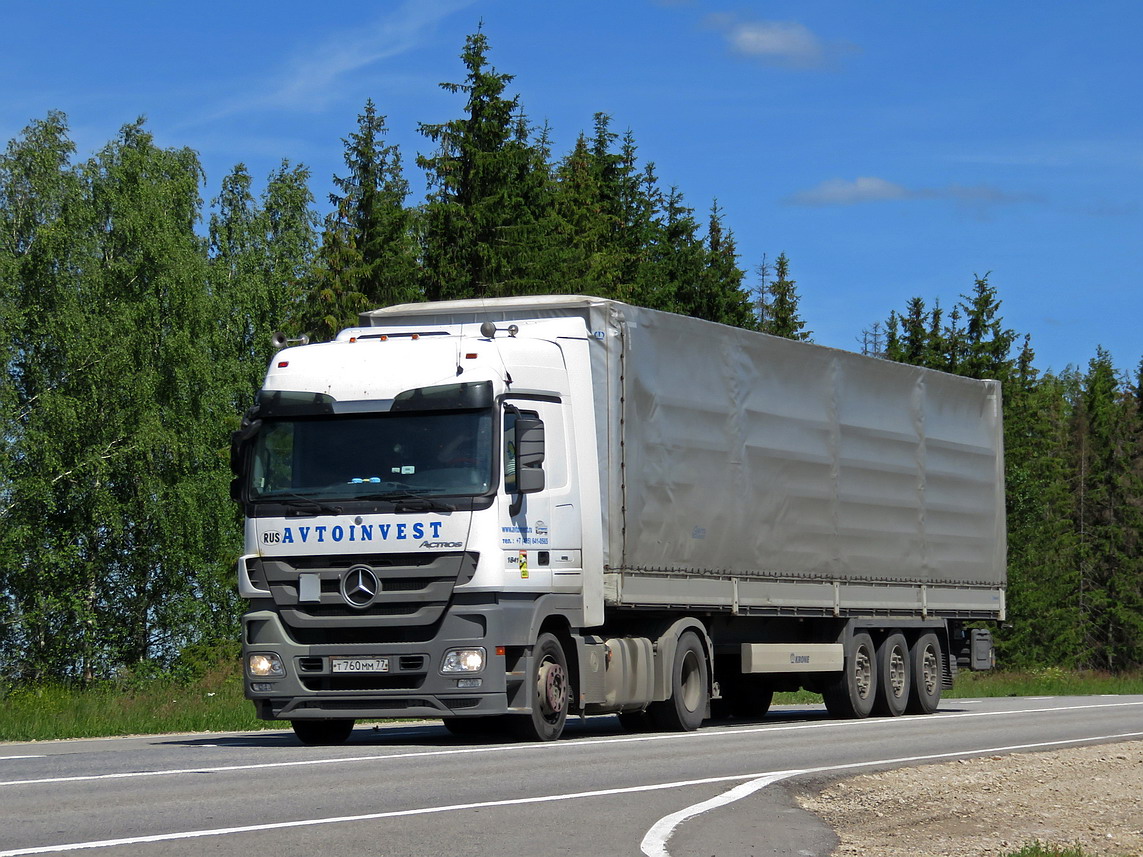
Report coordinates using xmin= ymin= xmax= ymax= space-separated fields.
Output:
xmin=649 ymin=631 xmax=708 ymax=732
xmin=291 ymin=719 xmax=354 ymax=745
xmin=511 ymin=632 xmax=570 ymax=742
xmin=873 ymin=633 xmax=911 ymax=717
xmin=907 ymin=633 xmax=944 ymax=714
xmin=822 ymin=632 xmax=877 ymax=719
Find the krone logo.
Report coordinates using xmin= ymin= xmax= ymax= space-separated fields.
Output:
xmin=340 ymin=565 xmax=379 ymax=608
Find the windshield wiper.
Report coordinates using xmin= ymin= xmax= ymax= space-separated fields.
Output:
xmin=357 ymin=492 xmax=456 ymax=513
xmin=263 ymin=493 xmax=344 ymax=516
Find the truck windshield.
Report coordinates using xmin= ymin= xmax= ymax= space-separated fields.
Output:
xmin=248 ymin=409 xmax=494 ymax=501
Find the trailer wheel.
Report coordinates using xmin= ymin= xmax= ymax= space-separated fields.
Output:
xmin=511 ymin=632 xmax=570 ymax=741
xmin=291 ymin=719 xmax=354 ymax=745
xmin=649 ymin=631 xmax=708 ymax=732
xmin=822 ymin=632 xmax=877 ymax=719
xmin=906 ymin=633 xmax=944 ymax=714
xmin=873 ymin=633 xmax=911 ymax=717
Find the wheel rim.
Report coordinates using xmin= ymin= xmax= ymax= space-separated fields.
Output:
xmin=854 ymin=646 xmax=873 ymax=700
xmin=921 ymin=645 xmax=939 ymax=696
xmin=537 ymin=657 xmax=568 ymax=722
xmin=888 ymin=645 xmax=907 ymax=699
xmin=679 ymin=648 xmax=702 ymax=712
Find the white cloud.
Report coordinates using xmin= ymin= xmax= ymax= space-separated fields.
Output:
xmin=204 ymin=0 xmax=476 ymax=121
xmin=785 ymin=177 xmax=1043 ymax=216
xmin=786 ymin=177 xmax=913 ymax=205
xmin=706 ymin=15 xmax=853 ymax=69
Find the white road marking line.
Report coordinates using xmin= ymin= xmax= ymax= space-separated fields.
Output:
xmin=640 ymin=772 xmax=802 ymax=857
xmin=0 ymin=770 xmax=791 ymax=856
xmin=639 ymin=728 xmax=1143 ymax=857
xmin=4 ymin=730 xmax=1142 ymax=857
xmin=0 ymin=756 xmax=46 ymax=761
xmin=2 ymin=698 xmax=1142 ymax=788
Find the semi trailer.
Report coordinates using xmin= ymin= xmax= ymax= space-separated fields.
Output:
xmin=230 ymin=295 xmax=1006 ymax=744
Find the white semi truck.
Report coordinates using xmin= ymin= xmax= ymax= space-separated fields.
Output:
xmin=230 ymin=296 xmax=1005 ymax=744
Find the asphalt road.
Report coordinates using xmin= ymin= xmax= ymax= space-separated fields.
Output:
xmin=3 ymin=695 xmax=1142 ymax=857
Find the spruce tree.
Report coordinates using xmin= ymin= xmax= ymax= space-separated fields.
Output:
xmin=418 ymin=29 xmax=549 ymax=301
xmin=210 ymin=160 xmax=317 ymax=405
xmin=676 ymin=201 xmax=754 ymax=327
xmin=1073 ymin=348 xmax=1143 ymax=669
xmin=958 ymin=273 xmax=1016 ymax=381
xmin=757 ymin=252 xmax=810 ymax=340
xmin=308 ymin=100 xmax=416 ymax=340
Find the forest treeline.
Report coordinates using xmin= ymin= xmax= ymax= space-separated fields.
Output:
xmin=1 ymin=32 xmax=1140 ymax=682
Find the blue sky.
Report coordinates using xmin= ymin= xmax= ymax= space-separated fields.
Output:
xmin=3 ymin=0 xmax=1140 ymax=375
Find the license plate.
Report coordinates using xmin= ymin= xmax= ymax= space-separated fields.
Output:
xmin=331 ymin=657 xmax=389 ymax=673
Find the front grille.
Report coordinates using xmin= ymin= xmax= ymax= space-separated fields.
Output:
xmin=443 ymin=697 xmax=482 ymax=710
xmin=251 ymin=552 xmax=477 ymax=645
xmin=301 ymin=675 xmax=426 ymax=692
xmin=318 ymin=699 xmax=431 ymax=711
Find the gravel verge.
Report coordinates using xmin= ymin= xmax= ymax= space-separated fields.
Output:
xmin=796 ymin=740 xmax=1143 ymax=856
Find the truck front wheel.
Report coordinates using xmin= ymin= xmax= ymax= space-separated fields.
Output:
xmin=649 ymin=631 xmax=708 ymax=732
xmin=291 ymin=719 xmax=355 ymax=745
xmin=512 ymin=632 xmax=570 ymax=741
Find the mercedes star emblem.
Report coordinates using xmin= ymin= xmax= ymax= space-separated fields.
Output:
xmin=340 ymin=566 xmax=379 ymax=608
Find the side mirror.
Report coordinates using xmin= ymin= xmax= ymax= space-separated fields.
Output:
xmin=230 ymin=418 xmax=262 ymax=476
xmin=514 ymin=417 xmax=545 ymax=494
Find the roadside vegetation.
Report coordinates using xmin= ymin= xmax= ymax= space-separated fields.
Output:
xmin=3 ymin=664 xmax=1141 ymax=744
xmin=0 ymin=645 xmax=264 ymax=742
xmin=1002 ymin=844 xmax=1115 ymax=857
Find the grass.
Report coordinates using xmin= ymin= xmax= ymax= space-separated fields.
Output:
xmin=2 ymin=663 xmax=1142 ymax=743
xmin=1002 ymin=844 xmax=1113 ymax=857
xmin=0 ymin=659 xmax=266 ymax=743
xmin=946 ymin=666 xmax=1143 ymax=698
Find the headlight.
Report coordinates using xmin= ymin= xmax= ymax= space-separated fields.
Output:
xmin=248 ymin=652 xmax=285 ymax=677
xmin=441 ymin=648 xmax=485 ymax=673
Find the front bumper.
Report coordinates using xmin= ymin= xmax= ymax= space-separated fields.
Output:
xmin=243 ymin=601 xmax=514 ymax=720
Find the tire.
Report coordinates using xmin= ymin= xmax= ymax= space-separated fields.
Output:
xmin=822 ymin=632 xmax=877 ymax=719
xmin=511 ymin=632 xmax=570 ymax=741
xmin=873 ymin=632 xmax=911 ymax=717
xmin=291 ymin=718 xmax=355 ymax=746
xmin=649 ymin=631 xmax=709 ymax=732
xmin=907 ymin=632 xmax=944 ymax=714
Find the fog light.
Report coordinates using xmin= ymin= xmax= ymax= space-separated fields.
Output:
xmin=456 ymin=678 xmax=482 ymax=689
xmin=441 ymin=648 xmax=485 ymax=673
xmin=248 ymin=652 xmax=285 ymax=677
xmin=250 ymin=682 xmax=275 ymax=692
